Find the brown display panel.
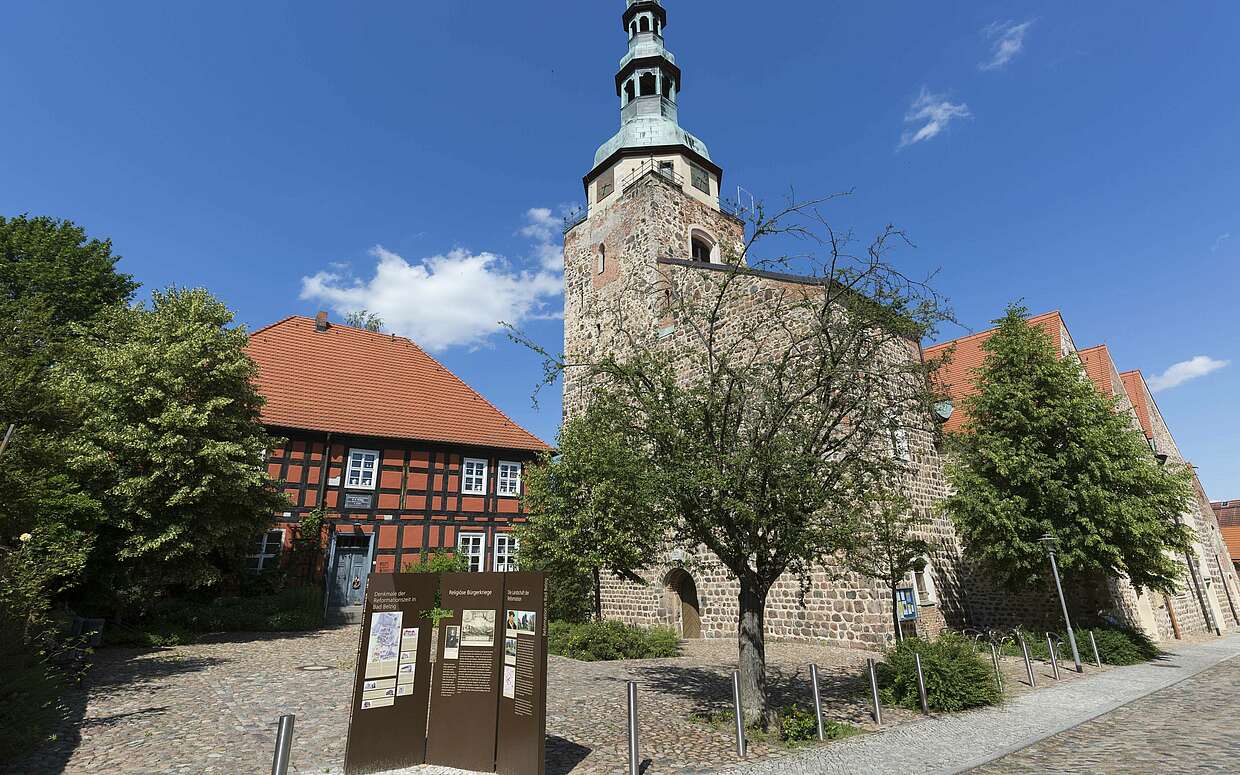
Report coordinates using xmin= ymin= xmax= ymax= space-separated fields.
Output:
xmin=495 ymin=572 xmax=548 ymax=775
xmin=343 ymin=573 xmax=437 ymax=774
xmin=426 ymin=572 xmax=506 ymax=772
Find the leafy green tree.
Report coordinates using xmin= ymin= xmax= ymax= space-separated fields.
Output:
xmin=943 ymin=304 xmax=1193 ymax=594
xmin=843 ymin=495 xmax=930 ymax=641
xmin=513 ymin=196 xmax=950 ymax=725
xmin=0 ymin=216 xmax=134 ymax=630
xmin=344 ymin=309 xmax=384 ymax=332
xmin=54 ymin=287 xmax=287 ymax=613
xmin=518 ymin=396 xmax=666 ymax=620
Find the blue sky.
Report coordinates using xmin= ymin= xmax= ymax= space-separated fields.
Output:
xmin=3 ymin=2 xmax=1237 ymax=495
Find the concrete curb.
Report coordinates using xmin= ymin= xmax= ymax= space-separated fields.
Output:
xmin=705 ymin=634 xmax=1240 ymax=775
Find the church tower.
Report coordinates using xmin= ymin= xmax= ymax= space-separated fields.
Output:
xmin=563 ymin=0 xmax=746 ymax=417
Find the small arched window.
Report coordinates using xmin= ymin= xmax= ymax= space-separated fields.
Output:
xmin=639 ymin=72 xmax=657 ymax=97
xmin=661 ymin=76 xmax=674 ymax=100
xmin=630 ymin=21 xmax=637 ymax=37
xmin=691 ymin=237 xmax=711 ymax=262
xmin=639 ymin=15 xmax=650 ymax=33
xmin=596 ymin=244 xmax=606 ymax=275
xmin=625 ymin=79 xmax=636 ymax=103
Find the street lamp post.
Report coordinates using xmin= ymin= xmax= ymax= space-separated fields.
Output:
xmin=1040 ymin=533 xmax=1083 ymax=673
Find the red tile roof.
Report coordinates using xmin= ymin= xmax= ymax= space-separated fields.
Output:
xmin=1214 ymin=502 xmax=1240 ymax=561
xmin=924 ymin=311 xmax=1064 ymax=434
xmin=1077 ymin=344 xmax=1125 ymax=398
xmin=1119 ymin=370 xmax=1155 ymax=440
xmin=247 ymin=316 xmax=550 ymax=452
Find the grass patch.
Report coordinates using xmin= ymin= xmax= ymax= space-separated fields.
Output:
xmin=688 ymin=706 xmax=862 ymax=748
xmin=548 ymin=620 xmax=680 ymax=661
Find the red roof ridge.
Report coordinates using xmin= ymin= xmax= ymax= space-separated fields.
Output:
xmin=926 ymin=310 xmax=1061 ymax=353
xmin=250 ymin=314 xmax=301 ymax=338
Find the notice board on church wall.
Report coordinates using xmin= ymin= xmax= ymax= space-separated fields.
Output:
xmin=342 ymin=573 xmax=436 ymax=774
xmin=425 ymin=571 xmax=507 ymax=772
xmin=495 ymin=572 xmax=548 ymax=775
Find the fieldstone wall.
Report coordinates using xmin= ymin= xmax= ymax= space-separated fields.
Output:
xmin=566 ymin=171 xmax=967 ymax=648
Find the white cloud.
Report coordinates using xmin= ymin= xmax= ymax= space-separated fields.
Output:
xmin=518 ymin=205 xmax=578 ymax=271
xmin=899 ymin=88 xmax=972 ymax=148
xmin=980 ymin=20 xmax=1034 ymax=71
xmin=1211 ymin=233 xmax=1230 ymax=252
xmin=1147 ymin=355 xmax=1230 ymax=392
xmin=299 ymin=207 xmax=576 ymax=351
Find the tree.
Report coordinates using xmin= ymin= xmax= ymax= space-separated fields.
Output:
xmin=514 ymin=195 xmax=950 ymax=725
xmin=518 ymin=396 xmax=666 ymax=620
xmin=942 ymin=304 xmax=1193 ymax=595
xmin=0 ymin=216 xmax=135 ymax=632
xmin=54 ymin=287 xmax=287 ymax=613
xmin=843 ymin=494 xmax=930 ymax=641
xmin=345 ymin=309 xmax=384 ymax=332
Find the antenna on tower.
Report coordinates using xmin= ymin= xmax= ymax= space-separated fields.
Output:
xmin=735 ymin=186 xmax=756 ymax=219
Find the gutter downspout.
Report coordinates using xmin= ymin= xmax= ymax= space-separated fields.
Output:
xmin=319 ymin=431 xmax=333 ymax=622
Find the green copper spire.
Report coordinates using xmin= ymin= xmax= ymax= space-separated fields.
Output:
xmin=592 ymin=0 xmax=713 ymax=169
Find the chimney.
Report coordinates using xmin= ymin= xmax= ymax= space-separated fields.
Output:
xmin=314 ymin=311 xmax=330 ymax=332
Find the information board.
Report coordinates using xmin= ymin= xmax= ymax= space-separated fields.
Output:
xmin=425 ymin=572 xmax=506 ymax=772
xmin=342 ymin=573 xmax=436 ymax=774
xmin=495 ymin=572 xmax=548 ymax=775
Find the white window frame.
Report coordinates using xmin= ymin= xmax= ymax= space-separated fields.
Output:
xmin=497 ymin=461 xmax=522 ymax=497
xmin=458 ymin=531 xmax=486 ymax=573
xmin=912 ymin=557 xmax=938 ymax=606
xmin=462 ymin=457 xmax=488 ymax=495
xmin=494 ymin=533 xmax=519 ymax=572
xmin=248 ymin=529 xmax=285 ymax=572
xmin=345 ymin=448 xmax=380 ymax=490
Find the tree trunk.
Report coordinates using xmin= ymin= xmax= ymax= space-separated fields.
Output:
xmin=891 ymin=583 xmax=903 ymax=642
xmin=736 ymin=576 xmax=770 ymax=728
xmin=592 ymin=566 xmax=603 ymax=621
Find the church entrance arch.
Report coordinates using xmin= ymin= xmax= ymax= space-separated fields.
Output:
xmin=664 ymin=568 xmax=702 ymax=639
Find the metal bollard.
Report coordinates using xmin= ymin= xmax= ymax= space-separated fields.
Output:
xmin=627 ymin=681 xmax=640 ymax=775
xmin=809 ymin=664 xmax=825 ymax=741
xmin=1046 ymin=634 xmax=1060 ymax=680
xmin=913 ymin=653 xmax=929 ymax=715
xmin=867 ymin=658 xmax=882 ymax=726
xmin=731 ymin=670 xmax=746 ymax=757
xmin=271 ymin=714 xmax=295 ymax=775
xmin=1089 ymin=631 xmax=1102 ymax=668
xmin=990 ymin=642 xmax=1003 ymax=692
xmin=1017 ymin=633 xmax=1036 ymax=688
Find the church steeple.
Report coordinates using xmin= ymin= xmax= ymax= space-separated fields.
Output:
xmin=585 ymin=0 xmax=723 ymax=214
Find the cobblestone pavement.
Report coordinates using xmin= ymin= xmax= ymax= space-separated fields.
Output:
xmin=0 ymin=625 xmax=1166 ymax=775
xmin=709 ymin=635 xmax=1240 ymax=775
xmin=968 ymin=657 xmax=1240 ymax=774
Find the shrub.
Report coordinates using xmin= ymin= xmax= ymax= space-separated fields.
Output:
xmin=880 ymin=633 xmax=1001 ymax=712
xmin=99 ymin=587 xmax=324 ymax=647
xmin=1080 ymin=626 xmax=1159 ymax=665
xmin=0 ymin=637 xmax=72 ymax=764
xmin=779 ymin=704 xmax=818 ymax=743
xmin=402 ymin=551 xmax=466 ymax=574
xmin=548 ymin=620 xmax=680 ymax=661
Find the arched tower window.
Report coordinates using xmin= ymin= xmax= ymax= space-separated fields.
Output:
xmin=596 ymin=244 xmax=606 ymax=275
xmin=630 ymin=21 xmax=637 ymax=38
xmin=639 ymin=72 xmax=657 ymax=97
xmin=639 ymin=15 xmax=650 ymax=33
xmin=689 ymin=229 xmax=719 ymax=263
xmin=625 ymin=79 xmax=636 ymax=103
xmin=661 ymin=75 xmax=675 ymax=100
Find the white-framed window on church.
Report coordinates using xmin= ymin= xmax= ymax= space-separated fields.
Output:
xmin=494 ymin=533 xmax=519 ymax=572
xmin=690 ymin=164 xmax=710 ymax=194
xmin=913 ymin=557 xmax=937 ymax=606
xmin=458 ymin=532 xmax=485 ymax=572
xmin=690 ymin=229 xmax=717 ymax=263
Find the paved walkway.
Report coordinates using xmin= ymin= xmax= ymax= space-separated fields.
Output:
xmin=969 ymin=657 xmax=1240 ymax=774
xmin=709 ymin=634 xmax=1240 ymax=775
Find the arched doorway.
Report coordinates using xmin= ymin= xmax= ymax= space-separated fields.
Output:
xmin=664 ymin=569 xmax=702 ymax=639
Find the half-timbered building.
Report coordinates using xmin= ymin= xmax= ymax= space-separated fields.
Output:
xmin=247 ymin=312 xmax=550 ymax=621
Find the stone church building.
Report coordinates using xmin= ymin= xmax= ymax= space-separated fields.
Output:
xmin=560 ymin=1 xmax=1239 ymax=648
xmin=561 ymin=0 xmax=966 ymax=648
